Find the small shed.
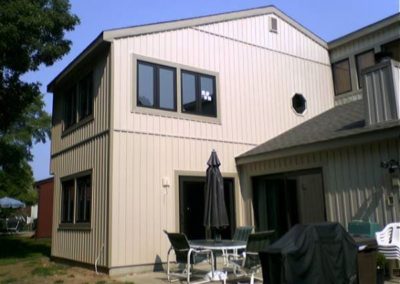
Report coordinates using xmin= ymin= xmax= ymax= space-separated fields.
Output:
xmin=35 ymin=177 xmax=54 ymax=238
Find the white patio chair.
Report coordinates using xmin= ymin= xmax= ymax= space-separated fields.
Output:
xmin=375 ymin=223 xmax=400 ymax=260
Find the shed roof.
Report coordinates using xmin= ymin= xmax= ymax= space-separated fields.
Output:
xmin=236 ymin=100 xmax=400 ymax=164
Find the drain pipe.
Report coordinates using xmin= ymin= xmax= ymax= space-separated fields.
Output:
xmin=95 ymin=243 xmax=105 ymax=274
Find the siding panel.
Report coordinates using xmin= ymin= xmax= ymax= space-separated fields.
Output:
xmin=239 ymin=139 xmax=400 ymax=230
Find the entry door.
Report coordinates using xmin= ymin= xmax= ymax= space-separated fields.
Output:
xmin=179 ymin=176 xmax=235 ymax=240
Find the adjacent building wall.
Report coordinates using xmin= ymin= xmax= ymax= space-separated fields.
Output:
xmin=109 ymin=12 xmax=334 ymax=269
xmin=35 ymin=178 xmax=54 ymax=238
xmin=330 ymin=21 xmax=400 ymax=105
xmin=50 ymin=49 xmax=111 ymax=267
xmin=238 ymin=138 xmax=400 ymax=230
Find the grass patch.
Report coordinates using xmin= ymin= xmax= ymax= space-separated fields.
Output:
xmin=95 ymin=281 xmax=107 ymax=284
xmin=31 ymin=264 xmax=66 ymax=277
xmin=0 ymin=278 xmax=17 ymax=284
xmin=53 ymin=280 xmax=64 ymax=284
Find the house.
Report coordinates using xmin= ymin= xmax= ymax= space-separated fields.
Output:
xmin=236 ymin=13 xmax=400 ymax=237
xmin=47 ymin=5 xmax=334 ymax=274
xmin=35 ymin=177 xmax=54 ymax=238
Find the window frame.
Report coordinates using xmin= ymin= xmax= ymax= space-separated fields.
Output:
xmin=136 ymin=60 xmax=177 ymax=112
xmin=332 ymin=58 xmax=352 ymax=96
xmin=59 ymin=171 xmax=92 ymax=230
xmin=132 ymin=54 xmax=221 ymax=124
xmin=62 ymin=72 xmax=95 ymax=133
xmin=181 ymin=69 xmax=217 ymax=118
xmin=355 ymin=49 xmax=375 ymax=89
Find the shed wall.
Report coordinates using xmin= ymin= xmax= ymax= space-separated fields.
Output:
xmin=36 ymin=179 xmax=54 ymax=238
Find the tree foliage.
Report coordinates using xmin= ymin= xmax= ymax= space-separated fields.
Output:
xmin=0 ymin=0 xmax=79 ymax=204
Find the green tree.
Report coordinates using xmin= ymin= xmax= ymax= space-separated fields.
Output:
xmin=0 ymin=0 xmax=79 ymax=204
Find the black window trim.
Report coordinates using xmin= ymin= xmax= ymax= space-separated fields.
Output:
xmin=355 ymin=49 xmax=375 ymax=89
xmin=180 ymin=69 xmax=217 ymax=118
xmin=136 ymin=60 xmax=177 ymax=112
xmin=59 ymin=170 xmax=92 ymax=230
xmin=332 ymin=58 xmax=352 ymax=96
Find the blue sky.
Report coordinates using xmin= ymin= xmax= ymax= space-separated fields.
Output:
xmin=27 ymin=0 xmax=399 ymax=181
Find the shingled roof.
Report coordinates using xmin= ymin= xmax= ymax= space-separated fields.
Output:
xmin=236 ymin=100 xmax=400 ymax=164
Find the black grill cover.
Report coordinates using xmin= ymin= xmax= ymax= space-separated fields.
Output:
xmin=260 ymin=223 xmax=358 ymax=284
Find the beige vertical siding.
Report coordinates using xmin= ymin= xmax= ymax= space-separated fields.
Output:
xmin=51 ymin=134 xmax=109 ymax=266
xmin=110 ymin=132 xmax=250 ymax=267
xmin=109 ymin=12 xmax=333 ymax=267
xmin=50 ymin=49 xmax=111 ymax=267
xmin=238 ymin=139 xmax=400 ymax=230
xmin=51 ymin=50 xmax=111 ymax=155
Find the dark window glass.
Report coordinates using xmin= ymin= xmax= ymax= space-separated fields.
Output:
xmin=63 ymin=71 xmax=93 ymax=130
xmin=332 ymin=59 xmax=352 ymax=95
xmin=61 ymin=180 xmax=74 ymax=223
xmin=138 ymin=62 xmax=155 ymax=107
xmin=64 ymin=88 xmax=77 ymax=129
xmin=382 ymin=39 xmax=400 ymax=62
xmin=199 ymin=75 xmax=216 ymax=116
xmin=181 ymin=72 xmax=197 ymax=113
xmin=137 ymin=61 xmax=176 ymax=110
xmin=181 ymin=71 xmax=217 ymax=117
xmin=76 ymin=175 xmax=91 ymax=223
xmin=292 ymin=94 xmax=306 ymax=114
xmin=159 ymin=67 xmax=175 ymax=110
xmin=78 ymin=73 xmax=93 ymax=120
xmin=356 ymin=50 xmax=375 ymax=88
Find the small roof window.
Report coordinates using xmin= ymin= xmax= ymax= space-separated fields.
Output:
xmin=292 ymin=93 xmax=306 ymax=114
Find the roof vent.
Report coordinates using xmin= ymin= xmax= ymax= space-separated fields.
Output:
xmin=269 ymin=17 xmax=278 ymax=33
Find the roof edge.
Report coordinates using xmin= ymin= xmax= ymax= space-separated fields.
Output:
xmin=103 ymin=5 xmax=327 ymax=47
xmin=47 ymin=32 xmax=106 ymax=92
xmin=236 ymin=125 xmax=400 ymax=165
xmin=329 ymin=12 xmax=400 ymax=49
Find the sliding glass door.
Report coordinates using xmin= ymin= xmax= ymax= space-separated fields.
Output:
xmin=252 ymin=169 xmax=326 ymax=237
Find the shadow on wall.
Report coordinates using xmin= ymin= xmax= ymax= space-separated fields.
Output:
xmin=352 ymin=188 xmax=383 ymax=222
xmin=153 ymin=255 xmax=164 ymax=272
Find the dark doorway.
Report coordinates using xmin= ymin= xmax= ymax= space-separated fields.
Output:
xmin=252 ymin=169 xmax=326 ymax=238
xmin=179 ymin=176 xmax=235 ymax=240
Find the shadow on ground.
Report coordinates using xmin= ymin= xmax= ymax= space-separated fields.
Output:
xmin=0 ymin=235 xmax=50 ymax=261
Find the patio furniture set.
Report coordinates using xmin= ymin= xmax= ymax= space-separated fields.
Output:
xmin=164 ymin=226 xmax=274 ymax=284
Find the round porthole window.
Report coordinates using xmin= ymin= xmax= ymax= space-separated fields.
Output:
xmin=292 ymin=93 xmax=307 ymax=114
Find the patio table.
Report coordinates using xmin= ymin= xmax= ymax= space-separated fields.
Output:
xmin=190 ymin=239 xmax=246 ymax=270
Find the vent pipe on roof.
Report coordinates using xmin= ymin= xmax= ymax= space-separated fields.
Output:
xmin=362 ymin=59 xmax=400 ymax=126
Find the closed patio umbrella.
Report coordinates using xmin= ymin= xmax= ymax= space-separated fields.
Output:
xmin=0 ymin=197 xmax=25 ymax=208
xmin=203 ymin=150 xmax=229 ymax=238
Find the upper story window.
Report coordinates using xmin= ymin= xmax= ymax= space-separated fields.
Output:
xmin=63 ymin=72 xmax=94 ymax=130
xmin=181 ymin=71 xmax=217 ymax=117
xmin=137 ymin=60 xmax=176 ymax=111
xmin=356 ymin=50 xmax=375 ymax=88
xmin=332 ymin=59 xmax=352 ymax=96
xmin=381 ymin=39 xmax=400 ymax=62
xmin=61 ymin=173 xmax=92 ymax=226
